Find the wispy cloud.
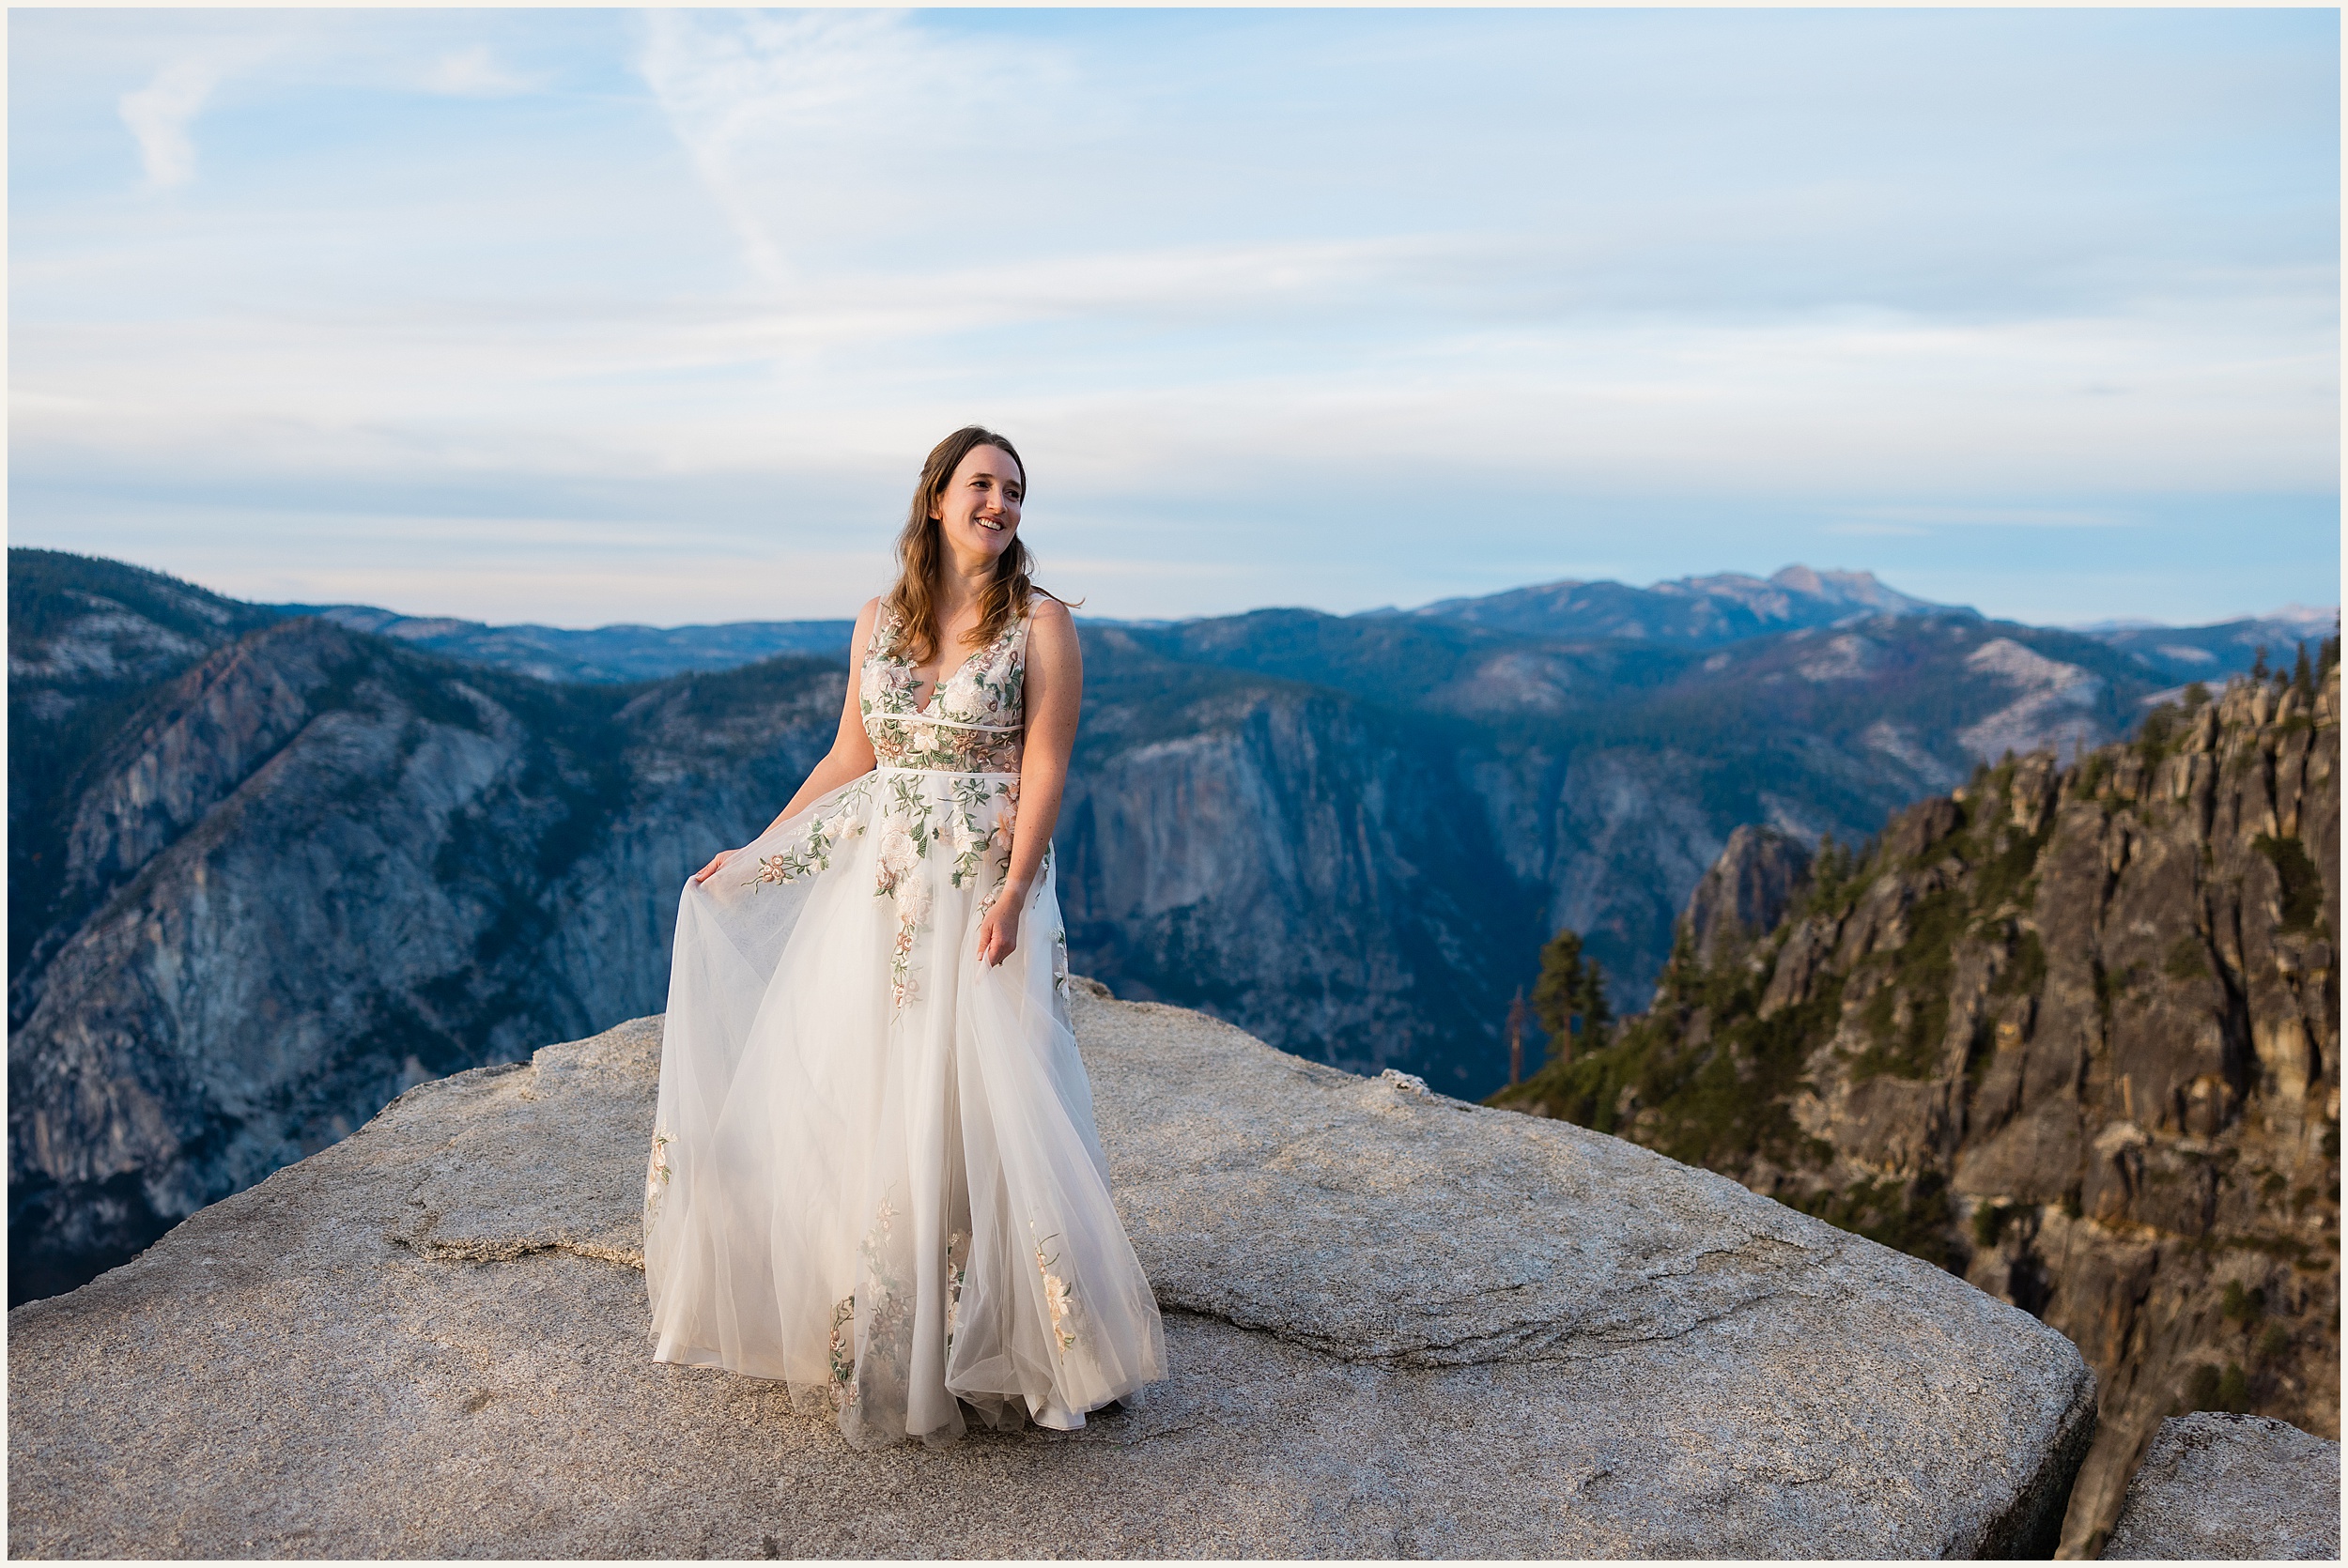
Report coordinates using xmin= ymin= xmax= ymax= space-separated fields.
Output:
xmin=635 ymin=8 xmax=1090 ymax=292
xmin=1838 ymin=504 xmax=2129 ymax=530
xmin=14 ymin=8 xmax=2340 ymax=626
xmin=118 ymin=58 xmax=218 ymax=188
xmin=420 ymin=46 xmax=540 ymax=99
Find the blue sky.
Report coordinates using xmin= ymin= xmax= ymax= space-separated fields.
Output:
xmin=9 ymin=8 xmax=2340 ymax=628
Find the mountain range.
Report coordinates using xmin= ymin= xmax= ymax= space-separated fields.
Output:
xmin=8 ymin=546 xmax=2335 ymax=1302
xmin=283 ymin=563 xmax=2330 ymax=690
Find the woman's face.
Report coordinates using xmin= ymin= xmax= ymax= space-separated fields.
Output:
xmin=930 ymin=444 xmax=1024 ymax=565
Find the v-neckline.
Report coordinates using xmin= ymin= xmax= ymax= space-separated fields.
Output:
xmin=912 ymin=622 xmax=1001 ymax=712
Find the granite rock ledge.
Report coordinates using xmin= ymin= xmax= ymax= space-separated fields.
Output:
xmin=2102 ymin=1413 xmax=2340 ymax=1560
xmin=9 ymin=985 xmax=2095 ymax=1558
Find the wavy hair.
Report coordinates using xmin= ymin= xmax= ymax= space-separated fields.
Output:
xmin=881 ymin=425 xmax=1071 ymax=666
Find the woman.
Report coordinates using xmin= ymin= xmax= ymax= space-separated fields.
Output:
xmin=642 ymin=426 xmax=1166 ymax=1450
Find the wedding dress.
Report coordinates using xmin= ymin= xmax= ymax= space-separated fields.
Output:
xmin=643 ymin=603 xmax=1166 ymax=1448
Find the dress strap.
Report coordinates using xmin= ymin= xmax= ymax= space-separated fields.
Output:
xmin=1014 ymin=593 xmax=1046 ymax=651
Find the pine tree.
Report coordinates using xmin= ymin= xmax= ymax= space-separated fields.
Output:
xmin=2293 ymin=641 xmax=2314 ymax=702
xmin=2251 ymin=645 xmax=2270 ymax=683
xmin=1532 ymin=929 xmax=1611 ymax=1067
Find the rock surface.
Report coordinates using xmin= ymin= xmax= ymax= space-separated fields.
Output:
xmin=1496 ymin=664 xmax=2342 ymax=1557
xmin=9 ymin=988 xmax=2096 ymax=1559
xmin=2103 ymin=1413 xmax=2340 ymax=1560
xmin=1682 ymin=824 xmax=1814 ymax=970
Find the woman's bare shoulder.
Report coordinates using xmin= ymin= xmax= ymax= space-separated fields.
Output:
xmin=1027 ymin=592 xmax=1074 ymax=631
xmin=843 ymin=597 xmax=886 ymax=660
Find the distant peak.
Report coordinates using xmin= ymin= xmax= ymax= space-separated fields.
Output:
xmin=2263 ymin=603 xmax=2342 ymax=633
xmin=1768 ymin=565 xmax=1937 ymax=614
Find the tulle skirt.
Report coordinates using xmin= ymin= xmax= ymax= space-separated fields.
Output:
xmin=643 ymin=765 xmax=1166 ymax=1448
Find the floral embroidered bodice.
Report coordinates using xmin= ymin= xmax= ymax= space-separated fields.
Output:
xmin=860 ymin=606 xmax=1029 ymax=775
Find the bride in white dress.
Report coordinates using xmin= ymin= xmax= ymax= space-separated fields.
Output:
xmin=642 ymin=426 xmax=1166 ymax=1449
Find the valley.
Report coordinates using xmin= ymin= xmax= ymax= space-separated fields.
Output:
xmin=8 ymin=546 xmax=2330 ymax=1306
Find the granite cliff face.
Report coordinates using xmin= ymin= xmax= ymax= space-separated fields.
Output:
xmin=1498 ymin=663 xmax=2341 ymax=1556
xmin=1059 ymin=627 xmax=1542 ymax=1084
xmin=8 ymin=992 xmax=2098 ymax=1558
xmin=1083 ymin=604 xmax=2176 ymax=1032
xmin=9 ymin=552 xmax=280 ymax=986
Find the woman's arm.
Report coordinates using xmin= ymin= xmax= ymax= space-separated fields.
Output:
xmin=977 ymin=596 xmax=1079 ymax=965
xmin=692 ymin=598 xmax=882 ymax=884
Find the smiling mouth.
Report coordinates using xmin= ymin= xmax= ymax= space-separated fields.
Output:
xmin=977 ymin=517 xmax=1005 ymax=532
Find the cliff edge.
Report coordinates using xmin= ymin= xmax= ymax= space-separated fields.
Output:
xmin=10 ymin=988 xmax=2093 ymax=1558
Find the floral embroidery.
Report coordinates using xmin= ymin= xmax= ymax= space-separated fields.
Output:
xmin=1032 ymin=1224 xmax=1077 ymax=1354
xmin=826 ymin=1295 xmax=857 ymax=1411
xmin=772 ymin=610 xmax=1039 ymax=1014
xmin=943 ymin=1231 xmax=969 ymax=1358
xmin=826 ymin=1194 xmax=919 ymax=1417
xmin=948 ymin=776 xmax=1013 ymax=888
xmin=972 ymin=792 xmax=1027 ymax=925
xmin=859 ymin=610 xmax=1028 ymax=774
xmin=871 ymin=782 xmax=942 ymax=1012
xmin=643 ymin=1130 xmax=672 ymax=1226
xmin=743 ymin=778 xmax=873 ymax=890
xmin=853 ymin=1197 xmax=918 ymax=1421
xmin=1052 ymin=924 xmax=1071 ymax=999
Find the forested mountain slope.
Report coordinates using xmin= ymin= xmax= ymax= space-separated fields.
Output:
xmin=1404 ymin=562 xmax=1940 ymax=642
xmin=1497 ymin=661 xmax=2340 ymax=1556
xmin=288 ymin=602 xmax=857 ymax=684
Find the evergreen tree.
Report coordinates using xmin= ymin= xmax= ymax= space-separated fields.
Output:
xmin=2250 ymin=645 xmax=2270 ymax=682
xmin=2293 ymin=641 xmax=2314 ymax=702
xmin=2323 ymin=635 xmax=2342 ymax=680
xmin=1532 ymin=929 xmax=1611 ymax=1067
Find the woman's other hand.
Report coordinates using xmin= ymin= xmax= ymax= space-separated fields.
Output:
xmin=692 ymin=847 xmax=738 ymax=885
xmin=976 ymin=885 xmax=1027 ymax=966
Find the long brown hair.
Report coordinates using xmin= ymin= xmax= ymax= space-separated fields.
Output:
xmin=881 ymin=425 xmax=1070 ymax=666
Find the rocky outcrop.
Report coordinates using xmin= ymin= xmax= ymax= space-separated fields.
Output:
xmin=2103 ymin=1413 xmax=2340 ymax=1560
xmin=1495 ymin=665 xmax=2341 ymax=1557
xmin=8 ymin=989 xmax=2095 ymax=1558
xmin=1682 ymin=825 xmax=1813 ymax=970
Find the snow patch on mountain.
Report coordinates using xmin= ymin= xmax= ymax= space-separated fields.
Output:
xmin=1957 ymin=638 xmax=2107 ymax=762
